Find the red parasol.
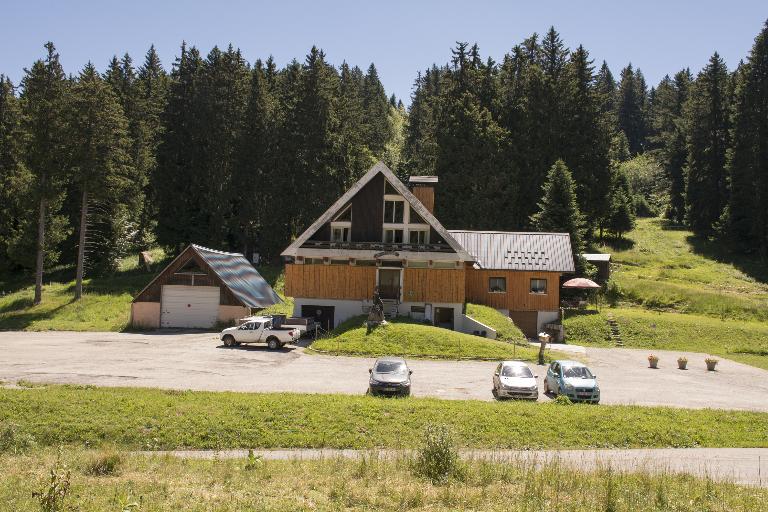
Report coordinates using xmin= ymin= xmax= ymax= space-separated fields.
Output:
xmin=562 ymin=277 xmax=601 ymax=289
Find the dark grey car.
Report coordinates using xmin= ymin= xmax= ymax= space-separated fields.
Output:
xmin=368 ymin=356 xmax=412 ymax=397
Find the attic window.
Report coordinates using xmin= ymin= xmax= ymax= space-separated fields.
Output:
xmin=384 ymin=200 xmax=405 ymax=223
xmin=175 ymin=258 xmax=206 ymax=275
xmin=385 ymin=180 xmax=398 ymax=195
xmin=409 ymin=209 xmax=427 ymax=225
xmin=334 ymin=204 xmax=352 ymax=222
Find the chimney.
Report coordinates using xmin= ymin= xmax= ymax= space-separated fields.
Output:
xmin=408 ymin=176 xmax=438 ymax=214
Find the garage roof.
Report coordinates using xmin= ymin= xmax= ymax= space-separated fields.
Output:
xmin=192 ymin=245 xmax=282 ymax=308
xmin=448 ymin=230 xmax=575 ymax=272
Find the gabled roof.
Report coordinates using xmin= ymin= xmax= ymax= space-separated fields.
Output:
xmin=448 ymin=230 xmax=575 ymax=272
xmin=281 ymin=161 xmax=472 ymax=260
xmin=133 ymin=244 xmax=282 ymax=308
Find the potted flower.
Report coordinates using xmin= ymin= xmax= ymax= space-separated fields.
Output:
xmin=677 ymin=356 xmax=688 ymax=370
xmin=648 ymin=354 xmax=659 ymax=369
xmin=705 ymin=357 xmax=718 ymax=371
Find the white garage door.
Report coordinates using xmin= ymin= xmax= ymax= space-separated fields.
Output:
xmin=161 ymin=285 xmax=220 ymax=328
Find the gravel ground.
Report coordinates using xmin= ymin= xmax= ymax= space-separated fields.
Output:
xmin=1 ymin=331 xmax=767 ymax=411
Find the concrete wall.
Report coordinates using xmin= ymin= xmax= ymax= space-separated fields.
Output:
xmin=460 ymin=315 xmax=497 ymax=339
xmin=218 ymin=305 xmax=249 ymax=326
xmin=130 ymin=302 xmax=160 ymax=329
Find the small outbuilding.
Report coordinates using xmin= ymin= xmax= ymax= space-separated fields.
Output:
xmin=130 ymin=244 xmax=281 ymax=329
xmin=581 ymin=253 xmax=612 ymax=283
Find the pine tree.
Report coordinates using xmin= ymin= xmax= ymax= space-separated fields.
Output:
xmin=361 ymin=63 xmax=392 ymax=157
xmin=617 ymin=64 xmax=649 ymax=154
xmin=20 ymin=42 xmax=71 ymax=304
xmin=69 ymin=63 xmax=134 ymax=298
xmin=595 ymin=60 xmax=617 ymax=120
xmin=606 ymin=167 xmax=636 ymax=238
xmin=727 ymin=20 xmax=768 ymax=255
xmin=530 ymin=160 xmax=585 ymax=253
xmin=685 ymin=53 xmax=730 ymax=235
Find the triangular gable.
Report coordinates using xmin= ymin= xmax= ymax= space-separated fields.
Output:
xmin=281 ymin=161 xmax=472 ymax=259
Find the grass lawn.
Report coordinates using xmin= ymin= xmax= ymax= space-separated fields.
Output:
xmin=564 ymin=307 xmax=768 ymax=370
xmin=2 ymin=385 xmax=766 ymax=450
xmin=1 ymin=448 xmax=765 ymax=511
xmin=598 ymin=218 xmax=768 ymax=321
xmin=312 ymin=315 xmax=545 ymax=361
xmin=464 ymin=303 xmax=525 ymax=342
xmin=0 ymin=251 xmax=289 ymax=331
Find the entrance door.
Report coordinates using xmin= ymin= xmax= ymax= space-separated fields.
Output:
xmin=433 ymin=307 xmax=454 ymax=330
xmin=301 ymin=305 xmax=335 ymax=332
xmin=377 ymin=269 xmax=401 ymax=300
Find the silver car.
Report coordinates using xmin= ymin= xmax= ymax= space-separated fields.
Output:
xmin=492 ymin=361 xmax=539 ymax=400
xmin=544 ymin=360 xmax=600 ymax=403
xmin=368 ymin=356 xmax=412 ymax=397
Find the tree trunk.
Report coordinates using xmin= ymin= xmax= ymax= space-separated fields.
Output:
xmin=33 ymin=197 xmax=46 ymax=305
xmin=74 ymin=188 xmax=88 ymax=300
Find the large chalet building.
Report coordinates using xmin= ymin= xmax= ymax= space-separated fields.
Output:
xmin=281 ymin=162 xmax=574 ymax=337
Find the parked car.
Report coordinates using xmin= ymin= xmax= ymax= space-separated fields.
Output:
xmin=368 ymin=356 xmax=412 ymax=397
xmin=492 ymin=360 xmax=539 ymax=400
xmin=544 ymin=360 xmax=600 ymax=403
xmin=220 ymin=316 xmax=299 ymax=350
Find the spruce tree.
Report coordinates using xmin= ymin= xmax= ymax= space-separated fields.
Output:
xmin=617 ymin=64 xmax=649 ymax=154
xmin=684 ymin=53 xmax=730 ymax=235
xmin=606 ymin=167 xmax=636 ymax=238
xmin=69 ymin=63 xmax=134 ymax=297
xmin=20 ymin=42 xmax=71 ymax=304
xmin=727 ymin=20 xmax=768 ymax=255
xmin=595 ymin=60 xmax=617 ymax=121
xmin=361 ymin=63 xmax=392 ymax=157
xmin=530 ymin=160 xmax=585 ymax=253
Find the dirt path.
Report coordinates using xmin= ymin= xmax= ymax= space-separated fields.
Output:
xmin=1 ymin=331 xmax=767 ymax=410
xmin=142 ymin=447 xmax=768 ymax=487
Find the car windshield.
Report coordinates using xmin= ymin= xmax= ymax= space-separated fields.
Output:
xmin=501 ymin=365 xmax=533 ymax=378
xmin=375 ymin=361 xmax=407 ymax=374
xmin=563 ymin=366 xmax=593 ymax=379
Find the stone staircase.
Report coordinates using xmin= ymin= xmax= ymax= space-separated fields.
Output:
xmin=607 ymin=313 xmax=624 ymax=347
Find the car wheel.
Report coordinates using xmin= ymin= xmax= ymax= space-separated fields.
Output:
xmin=492 ymin=387 xmax=498 ymax=399
xmin=267 ymin=337 xmax=279 ymax=350
xmin=223 ymin=335 xmax=235 ymax=347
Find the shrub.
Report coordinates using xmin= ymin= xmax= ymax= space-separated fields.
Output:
xmin=84 ymin=449 xmax=123 ymax=476
xmin=551 ymin=395 xmax=573 ymax=406
xmin=0 ymin=422 xmax=36 ymax=453
xmin=33 ymin=451 xmax=71 ymax=512
xmin=413 ymin=424 xmax=460 ymax=484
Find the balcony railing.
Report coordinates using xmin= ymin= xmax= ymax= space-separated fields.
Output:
xmin=301 ymin=240 xmax=453 ymax=253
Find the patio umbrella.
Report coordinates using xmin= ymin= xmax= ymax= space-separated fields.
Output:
xmin=562 ymin=277 xmax=601 ymax=289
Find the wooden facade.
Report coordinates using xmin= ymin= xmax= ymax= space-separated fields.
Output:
xmin=133 ymin=246 xmax=242 ymax=306
xmin=285 ymin=264 xmax=377 ymax=300
xmin=403 ymin=268 xmax=465 ymax=303
xmin=464 ymin=269 xmax=561 ymax=311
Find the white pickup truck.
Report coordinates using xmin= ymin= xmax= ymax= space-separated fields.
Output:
xmin=220 ymin=316 xmax=300 ymax=350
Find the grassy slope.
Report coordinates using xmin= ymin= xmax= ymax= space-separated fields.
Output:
xmin=2 ymin=386 xmax=766 ymax=450
xmin=465 ymin=303 xmax=525 ymax=342
xmin=0 ymin=252 xmax=289 ymax=331
xmin=313 ymin=315 xmax=544 ymax=361
xmin=2 ymin=449 xmax=764 ymax=511
xmin=564 ymin=308 xmax=768 ymax=370
xmin=599 ymin=218 xmax=768 ymax=321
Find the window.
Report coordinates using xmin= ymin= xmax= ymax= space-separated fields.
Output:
xmin=305 ymin=258 xmax=324 ymax=265
xmin=334 ymin=204 xmax=352 ymax=222
xmin=432 ymin=261 xmax=456 ymax=269
xmin=489 ymin=277 xmax=507 ymax=293
xmin=385 ymin=180 xmax=399 ymax=195
xmin=384 ymin=228 xmax=403 ymax=243
xmin=330 ymin=259 xmax=349 ymax=266
xmin=409 ymin=209 xmax=427 ymax=224
xmin=410 ymin=305 xmax=426 ymax=313
xmin=408 ymin=229 xmax=428 ymax=244
xmin=407 ymin=260 xmax=429 ymax=268
xmin=331 ymin=225 xmax=350 ymax=242
xmin=355 ymin=260 xmax=377 ymax=266
xmin=530 ymin=278 xmax=547 ymax=294
xmin=384 ymin=200 xmax=404 ymax=223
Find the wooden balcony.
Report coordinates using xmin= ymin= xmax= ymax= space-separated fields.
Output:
xmin=300 ymin=240 xmax=453 ymax=253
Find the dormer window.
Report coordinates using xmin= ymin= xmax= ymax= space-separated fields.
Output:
xmin=331 ymin=204 xmax=352 ymax=242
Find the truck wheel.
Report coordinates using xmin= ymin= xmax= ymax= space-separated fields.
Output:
xmin=223 ymin=335 xmax=235 ymax=347
xmin=267 ymin=337 xmax=279 ymax=350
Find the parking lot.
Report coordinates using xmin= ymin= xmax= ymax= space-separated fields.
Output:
xmin=1 ymin=331 xmax=767 ymax=411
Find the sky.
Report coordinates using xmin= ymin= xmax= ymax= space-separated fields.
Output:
xmin=1 ymin=1 xmax=765 ymax=103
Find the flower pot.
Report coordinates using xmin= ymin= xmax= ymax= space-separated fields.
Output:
xmin=706 ymin=360 xmax=718 ymax=371
xmin=677 ymin=360 xmax=687 ymax=370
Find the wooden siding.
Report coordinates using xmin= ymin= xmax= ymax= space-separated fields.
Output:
xmin=133 ymin=247 xmax=242 ymax=306
xmin=465 ymin=269 xmax=560 ymax=310
xmin=410 ymin=185 xmax=434 ymax=213
xmin=352 ymin=173 xmax=385 ymax=242
xmin=285 ymin=264 xmax=376 ymax=300
xmin=403 ymin=268 xmax=465 ymax=303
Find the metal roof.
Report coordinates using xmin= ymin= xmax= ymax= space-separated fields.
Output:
xmin=448 ymin=231 xmax=575 ymax=272
xmin=581 ymin=253 xmax=611 ymax=262
xmin=408 ymin=175 xmax=438 ymax=184
xmin=192 ymin=245 xmax=282 ymax=308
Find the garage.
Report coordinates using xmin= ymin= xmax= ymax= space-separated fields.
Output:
xmin=160 ymin=285 xmax=220 ymax=328
xmin=508 ymin=311 xmax=539 ymax=338
xmin=130 ymin=244 xmax=282 ymax=329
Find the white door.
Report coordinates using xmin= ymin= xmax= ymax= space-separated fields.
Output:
xmin=161 ymin=285 xmax=220 ymax=328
